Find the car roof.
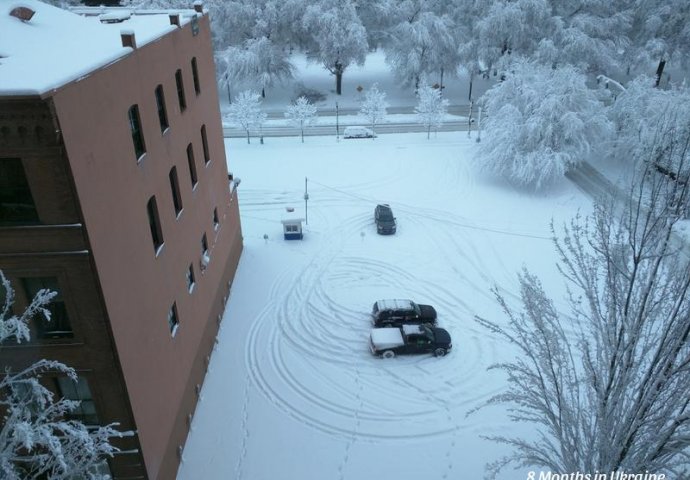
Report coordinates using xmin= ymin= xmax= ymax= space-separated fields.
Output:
xmin=402 ymin=324 xmax=424 ymax=335
xmin=377 ymin=299 xmax=414 ymax=311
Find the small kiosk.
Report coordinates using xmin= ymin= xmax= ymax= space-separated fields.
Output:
xmin=281 ymin=207 xmax=304 ymax=240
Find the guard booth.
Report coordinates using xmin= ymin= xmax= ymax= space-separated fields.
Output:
xmin=281 ymin=218 xmax=304 ymax=240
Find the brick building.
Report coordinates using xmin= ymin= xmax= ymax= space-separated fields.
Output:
xmin=0 ymin=2 xmax=243 ymax=478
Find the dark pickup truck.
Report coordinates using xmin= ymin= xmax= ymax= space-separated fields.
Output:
xmin=371 ymin=299 xmax=437 ymax=327
xmin=369 ymin=324 xmax=452 ymax=358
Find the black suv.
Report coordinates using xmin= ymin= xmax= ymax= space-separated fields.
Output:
xmin=374 ymin=204 xmax=396 ymax=234
xmin=371 ymin=299 xmax=438 ymax=327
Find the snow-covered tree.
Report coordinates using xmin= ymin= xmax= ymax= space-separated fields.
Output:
xmin=415 ymin=83 xmax=449 ymax=139
xmin=302 ymin=0 xmax=368 ymax=95
xmin=0 ymin=271 xmax=123 ymax=479
xmin=227 ymin=90 xmax=267 ymax=144
xmin=385 ymin=10 xmax=459 ymax=90
xmin=359 ymin=84 xmax=388 ymax=138
xmin=476 ymin=60 xmax=611 ymax=189
xmin=217 ymin=37 xmax=294 ymax=98
xmin=476 ymin=124 xmax=690 ymax=477
xmin=626 ymin=0 xmax=690 ymax=85
xmin=608 ymin=76 xmax=690 ymax=169
xmin=284 ymin=96 xmax=318 ymax=143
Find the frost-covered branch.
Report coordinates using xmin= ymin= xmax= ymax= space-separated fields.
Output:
xmin=477 ymin=120 xmax=690 ymax=477
xmin=0 ymin=270 xmax=126 ymax=479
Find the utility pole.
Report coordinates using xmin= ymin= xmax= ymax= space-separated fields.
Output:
xmin=304 ymin=177 xmax=309 ymax=225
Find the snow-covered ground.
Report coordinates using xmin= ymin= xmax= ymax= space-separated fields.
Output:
xmin=177 ymin=132 xmax=592 ymax=480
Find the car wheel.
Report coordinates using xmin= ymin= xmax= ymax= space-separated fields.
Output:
xmin=382 ymin=350 xmax=395 ymax=359
xmin=434 ymin=348 xmax=446 ymax=357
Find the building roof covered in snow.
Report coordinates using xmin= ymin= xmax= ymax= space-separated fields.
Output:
xmin=0 ymin=1 xmax=199 ymax=96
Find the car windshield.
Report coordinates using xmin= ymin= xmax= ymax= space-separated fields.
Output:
xmin=413 ymin=304 xmax=421 ymax=316
xmin=379 ymin=209 xmax=393 ymax=221
xmin=421 ymin=324 xmax=434 ymax=339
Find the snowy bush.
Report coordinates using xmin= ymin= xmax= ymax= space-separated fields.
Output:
xmin=476 ymin=60 xmax=612 ymax=189
xmin=0 ymin=271 xmax=124 ymax=479
xmin=359 ymin=84 xmax=388 ymax=136
xmin=415 ymin=83 xmax=449 ymax=139
xmin=227 ymin=90 xmax=267 ymax=145
xmin=284 ymin=96 xmax=318 ymax=143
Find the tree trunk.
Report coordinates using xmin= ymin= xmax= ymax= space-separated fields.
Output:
xmin=655 ymin=58 xmax=666 ymax=87
xmin=246 ymin=130 xmax=250 ymax=144
xmin=439 ymin=68 xmax=444 ymax=95
xmin=427 ymin=125 xmax=431 ymax=140
xmin=262 ymin=87 xmax=266 ymax=98
xmin=468 ymin=72 xmax=474 ymax=102
xmin=336 ymin=72 xmax=343 ymax=95
xmin=301 ymin=128 xmax=304 ymax=143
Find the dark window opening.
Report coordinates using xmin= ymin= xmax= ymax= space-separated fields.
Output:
xmin=200 ymin=124 xmax=210 ymax=164
xmin=187 ymin=143 xmax=198 ymax=188
xmin=21 ymin=277 xmax=72 ymax=338
xmin=128 ymin=105 xmax=146 ymax=161
xmin=175 ymin=69 xmax=187 ymax=111
xmin=56 ymin=377 xmax=99 ymax=425
xmin=191 ymin=57 xmax=201 ymax=95
xmin=201 ymin=233 xmax=208 ymax=256
xmin=147 ymin=196 xmax=164 ymax=254
xmin=213 ymin=207 xmax=219 ymax=229
xmin=186 ymin=264 xmax=195 ymax=292
xmin=0 ymin=158 xmax=39 ymax=225
xmin=169 ymin=167 xmax=183 ymax=216
xmin=168 ymin=303 xmax=179 ymax=336
xmin=155 ymin=85 xmax=169 ymax=133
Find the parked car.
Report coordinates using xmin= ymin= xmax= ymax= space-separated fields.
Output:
xmin=369 ymin=324 xmax=452 ymax=358
xmin=343 ymin=126 xmax=376 ymax=139
xmin=371 ymin=299 xmax=437 ymax=327
xmin=374 ymin=204 xmax=396 ymax=235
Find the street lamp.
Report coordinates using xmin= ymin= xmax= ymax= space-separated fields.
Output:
xmin=304 ymin=177 xmax=309 ymax=225
xmin=476 ymin=106 xmax=482 ymax=143
xmin=336 ymin=102 xmax=339 ymax=142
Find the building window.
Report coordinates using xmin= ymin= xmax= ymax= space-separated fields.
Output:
xmin=155 ymin=85 xmax=169 ymax=133
xmin=187 ymin=144 xmax=198 ymax=188
xmin=0 ymin=158 xmax=39 ymax=225
xmin=191 ymin=57 xmax=201 ymax=95
xmin=200 ymin=232 xmax=210 ymax=272
xmin=201 ymin=233 xmax=208 ymax=256
xmin=186 ymin=264 xmax=195 ymax=293
xmin=175 ymin=69 xmax=186 ymax=111
xmin=147 ymin=196 xmax=164 ymax=254
xmin=213 ymin=208 xmax=219 ymax=230
xmin=168 ymin=303 xmax=179 ymax=336
xmin=128 ymin=105 xmax=146 ymax=161
xmin=169 ymin=167 xmax=183 ymax=216
xmin=56 ymin=377 xmax=99 ymax=424
xmin=21 ymin=277 xmax=72 ymax=339
xmin=200 ymin=125 xmax=211 ymax=164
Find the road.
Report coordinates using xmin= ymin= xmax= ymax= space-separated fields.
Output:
xmin=222 ymin=104 xmax=483 ymax=138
